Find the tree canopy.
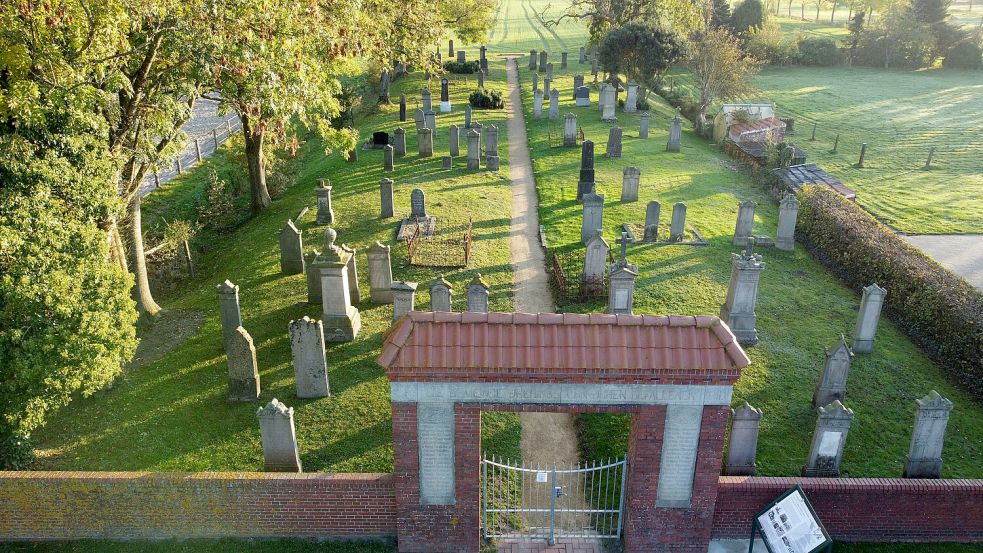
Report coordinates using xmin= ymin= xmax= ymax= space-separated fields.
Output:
xmin=598 ymin=23 xmax=686 ymax=94
xmin=686 ymin=27 xmax=763 ymax=128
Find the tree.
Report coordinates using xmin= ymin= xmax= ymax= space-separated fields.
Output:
xmin=546 ymin=0 xmax=704 ymax=46
xmin=848 ymin=10 xmax=867 ymax=63
xmin=730 ymin=0 xmax=768 ymax=35
xmin=710 ymin=0 xmax=733 ymax=27
xmin=912 ymin=0 xmax=966 ymax=57
xmin=687 ymin=27 xmax=763 ymax=129
xmin=598 ymin=23 xmax=686 ymax=103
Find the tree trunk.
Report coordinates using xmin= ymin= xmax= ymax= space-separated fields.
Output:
xmin=242 ymin=116 xmax=271 ymax=214
xmin=847 ymin=3 xmax=853 ymax=21
xmin=789 ymin=0 xmax=793 ymax=17
xmin=128 ymin=192 xmax=161 ymax=317
xmin=801 ymin=4 xmax=805 ymax=19
xmin=108 ymin=219 xmax=129 ymax=272
xmin=816 ymin=3 xmax=821 ymax=20
xmin=830 ymin=0 xmax=837 ymax=21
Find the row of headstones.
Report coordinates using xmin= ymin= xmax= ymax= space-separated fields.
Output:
xmin=727 ymin=390 xmax=954 ymax=479
xmin=398 ymin=93 xmax=481 ymax=129
xmin=391 ymin=273 xmax=491 ymax=320
xmin=733 ymin=197 xmax=800 ymax=252
xmin=528 ymin=46 xmax=597 ymax=73
xmin=580 ymin=195 xmax=691 ymax=245
xmin=380 ymin=119 xmax=498 ymax=170
xmin=444 ymin=41 xmax=489 ymax=75
xmin=574 ymin=128 xmax=682 ymax=200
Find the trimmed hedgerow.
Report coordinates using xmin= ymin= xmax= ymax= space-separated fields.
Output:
xmin=796 ymin=185 xmax=983 ymax=399
xmin=469 ymin=87 xmax=505 ymax=109
xmin=443 ymin=60 xmax=480 ymax=74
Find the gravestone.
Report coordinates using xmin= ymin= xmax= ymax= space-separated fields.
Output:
xmin=532 ymin=73 xmax=539 ymax=92
xmin=422 ymin=88 xmax=432 ymax=113
xmin=288 ymin=316 xmax=329 ymax=398
xmin=480 ymin=58 xmax=488 ymax=76
xmin=464 ymin=105 xmax=473 ymax=129
xmin=576 ymin=140 xmax=595 ymax=202
xmin=529 ymin=50 xmax=538 ymax=70
xmin=399 ymin=94 xmax=407 ymax=122
xmin=561 ymin=52 xmax=568 ymax=68
xmin=394 ymin=127 xmax=407 ymax=156
xmin=410 ymin=188 xmax=427 ymax=218
xmin=776 ymin=193 xmax=800 ymax=251
xmin=852 ymin=283 xmax=886 ymax=353
xmin=466 ymin=273 xmax=490 ymax=312
xmin=305 ymin=252 xmax=321 ymax=304
xmin=367 ymin=241 xmax=394 ymax=303
xmin=440 ymin=78 xmax=451 ymax=113
xmin=442 ymin=156 xmax=453 ymax=169
xmin=278 ymin=220 xmax=304 ymax=275
xmin=383 ymin=144 xmax=394 ymax=172
xmin=669 ymin=202 xmax=687 ymax=242
xmin=813 ymin=336 xmax=854 ymax=408
xmin=803 ymin=400 xmax=854 ymax=477
xmin=341 ymin=244 xmax=360 ymax=305
xmin=448 ymin=39 xmax=454 ymax=57
xmin=539 ymin=51 xmax=548 ymax=71
xmin=467 ymin=129 xmax=481 ymax=170
xmin=639 ymin=112 xmax=650 ymax=139
xmin=315 ymin=180 xmax=335 ymax=225
xmin=572 ymin=75 xmax=584 ymax=98
xmin=227 ymin=326 xmax=260 ymax=401
xmin=372 ymin=131 xmax=390 ymax=148
xmin=621 ymin=166 xmax=640 ymax=202
xmin=257 ymin=399 xmax=302 ymax=472
xmin=549 ymin=89 xmax=559 ymax=119
xmin=417 ymin=127 xmax=433 ymax=157
xmin=583 ymin=233 xmax=610 ymax=295
xmin=720 ymin=239 xmax=765 ymax=345
xmin=543 ymin=78 xmax=551 ymax=100
xmin=424 ymin=111 xmax=436 ymax=133
xmin=217 ymin=280 xmax=242 ymax=348
xmin=310 ymin=228 xmax=360 ymax=342
xmin=563 ymin=113 xmax=578 ymax=147
xmin=477 ymin=71 xmax=484 ymax=88
xmin=608 ymin=233 xmax=638 ymax=315
xmin=533 ymin=89 xmax=544 ymax=118
xmin=625 ymin=82 xmax=639 ymax=113
xmin=413 ymin=108 xmax=425 ymax=132
xmin=391 ymin=281 xmax=418 ymax=322
xmin=485 ymin=124 xmax=499 ymax=170
xmin=430 ymin=275 xmax=454 ymax=312
xmin=903 ymin=391 xmax=954 ymax=479
xmin=606 ymin=127 xmax=622 ymax=158
xmin=457 ymin=50 xmax=465 ymax=63
xmin=546 ymin=62 xmax=554 ymax=80
xmin=579 ymin=46 xmax=586 ymax=64
xmin=449 ymin=124 xmax=460 ymax=157
xmin=733 ymin=200 xmax=756 ymax=246
xmin=726 ymin=402 xmax=763 ymax=476
xmin=575 ymin=86 xmax=590 ymax=107
xmin=380 ymin=178 xmax=395 ymax=219
xmin=643 ymin=201 xmax=661 ymax=242
xmin=667 ymin=109 xmax=682 ymax=152
xmin=581 ymin=192 xmax=604 ymax=244
xmin=600 ymin=84 xmax=616 ymax=122
xmin=480 ymin=45 xmax=487 ymax=62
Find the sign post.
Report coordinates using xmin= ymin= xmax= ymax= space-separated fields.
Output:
xmin=749 ymin=485 xmax=832 ymax=553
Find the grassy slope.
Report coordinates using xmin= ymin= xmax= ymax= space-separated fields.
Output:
xmin=521 ymin=60 xmax=983 ymax=477
xmin=30 ymin=61 xmax=518 ymax=472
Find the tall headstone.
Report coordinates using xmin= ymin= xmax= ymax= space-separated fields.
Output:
xmin=457 ymin=50 xmax=465 ymax=63
xmin=257 ymin=399 xmax=302 ymax=472
xmin=720 ymin=239 xmax=765 ymax=345
xmin=227 ymin=326 xmax=260 ymax=401
xmin=410 ymin=188 xmax=427 ymax=218
xmin=903 ymin=391 xmax=954 ymax=479
xmin=575 ymin=86 xmax=590 ymax=107
xmin=667 ymin=109 xmax=682 ymax=152
xmin=391 ymin=281 xmax=418 ymax=322
xmin=813 ymin=336 xmax=854 ymax=408
xmin=367 ymin=241 xmax=394 ymax=304
xmin=430 ymin=275 xmax=454 ymax=312
xmin=639 ymin=112 xmax=650 ymax=139
xmin=546 ymin=62 xmax=554 ymax=81
xmin=579 ymin=46 xmax=586 ymax=64
xmin=485 ymin=124 xmax=500 ymax=170
xmin=279 ymin=220 xmax=304 ymax=275
xmin=421 ymin=88 xmax=432 ymax=112
xmin=543 ymin=78 xmax=551 ymax=101
xmin=394 ymin=127 xmax=407 ymax=156
xmin=467 ymin=129 xmax=481 ymax=170
xmin=643 ymin=201 xmax=661 ymax=242
xmin=380 ymin=178 xmax=395 ymax=219
xmin=464 ymin=105 xmax=473 ymax=129
xmin=341 ymin=244 xmax=360 ymax=305
xmin=383 ymin=144 xmax=394 ymax=172
xmin=621 ymin=166 xmax=640 ymax=202
xmin=440 ymin=78 xmax=451 ymax=113
xmin=539 ymin=51 xmax=548 ymax=71
xmin=563 ymin=113 xmax=577 ymax=147
xmin=572 ymin=75 xmax=584 ymax=98
xmin=581 ymin=192 xmax=604 ymax=244
xmin=591 ymin=50 xmax=599 ymax=76
xmin=466 ymin=273 xmax=490 ymax=312
xmin=449 ymin=124 xmax=460 ymax=157
xmin=413 ymin=108 xmax=425 ymax=132
xmin=417 ymin=127 xmax=433 ymax=157
xmin=399 ymin=94 xmax=407 ymax=122
xmin=310 ymin=229 xmax=360 ymax=342
xmin=733 ymin=200 xmax=756 ymax=247
xmin=608 ymin=233 xmax=638 ymax=315
xmin=533 ymin=89 xmax=544 ymax=118
xmin=529 ymin=50 xmax=538 ymax=70
xmin=669 ymin=202 xmax=686 ymax=242
xmin=549 ymin=89 xmax=560 ymax=119
xmin=448 ymin=39 xmax=454 ymax=57
xmin=424 ymin=111 xmax=436 ymax=133
xmin=583 ymin=233 xmax=609 ymax=295
xmin=288 ymin=316 xmax=329 ymax=398
xmin=606 ymin=127 xmax=622 ymax=158
xmin=776 ymin=193 xmax=800 ymax=251
xmin=852 ymin=283 xmax=886 ymax=353
xmin=315 ymin=180 xmax=335 ymax=225
xmin=477 ymin=71 xmax=484 ymax=88
xmin=803 ymin=400 xmax=854 ymax=477
xmin=305 ymin=252 xmax=321 ymax=304
xmin=625 ymin=82 xmax=639 ymax=113
xmin=532 ymin=72 xmax=539 ymax=92
xmin=561 ymin=52 xmax=568 ymax=68
xmin=600 ymin=84 xmax=616 ymax=122
xmin=725 ymin=402 xmax=763 ymax=476
xmin=576 ymin=140 xmax=595 ymax=202
xmin=216 ymin=279 xmax=242 ymax=348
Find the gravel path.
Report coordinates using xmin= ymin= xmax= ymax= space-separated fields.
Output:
xmin=903 ymin=234 xmax=983 ymax=291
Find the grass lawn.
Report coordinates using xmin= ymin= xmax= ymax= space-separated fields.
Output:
xmin=28 ymin=60 xmax=520 ymax=472
xmin=520 ymin=59 xmax=983 ymax=477
xmin=480 ymin=0 xmax=589 ymax=55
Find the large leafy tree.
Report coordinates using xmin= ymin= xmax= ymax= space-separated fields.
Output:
xmin=598 ymin=23 xmax=686 ymax=103
xmin=545 ymin=0 xmax=704 ymax=46
xmin=687 ymin=26 xmax=763 ymax=129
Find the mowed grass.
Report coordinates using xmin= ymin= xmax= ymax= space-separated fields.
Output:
xmin=29 ymin=61 xmax=519 ymax=472
xmin=480 ymin=0 xmax=589 ymax=55
xmin=519 ymin=59 xmax=983 ymax=477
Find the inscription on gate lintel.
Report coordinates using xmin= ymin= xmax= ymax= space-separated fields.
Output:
xmin=391 ymin=382 xmax=733 ymax=406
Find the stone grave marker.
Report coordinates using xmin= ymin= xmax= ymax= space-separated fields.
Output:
xmin=464 ymin=105 xmax=473 ymax=129
xmin=380 ymin=178 xmax=395 ymax=219
xmin=383 ymin=144 xmax=394 ymax=172
xmin=669 ymin=202 xmax=687 ymax=242
xmin=485 ymin=124 xmax=500 ymax=170
xmin=720 ymin=238 xmax=765 ymax=345
xmin=305 ymin=252 xmax=321 ymax=304
xmin=457 ymin=50 xmax=465 ymax=63
xmin=549 ymin=89 xmax=560 ymax=119
xmin=546 ymin=62 xmax=554 ymax=80
xmin=776 ymin=193 xmax=800 ymax=251
xmin=903 ymin=391 xmax=954 ymax=479
xmin=310 ymin=228 xmax=360 ymax=342
xmin=581 ymin=191 xmax=604 ymax=244
xmin=467 ymin=128 xmax=481 ymax=170
xmin=442 ymin=156 xmax=453 ymax=169
xmin=621 ymin=166 xmax=640 ymax=202
xmin=529 ymin=50 xmax=537 ymax=70
xmin=643 ymin=201 xmax=661 ymax=242
xmin=448 ymin=39 xmax=454 ymax=57
xmin=803 ymin=400 xmax=853 ymax=477
xmin=561 ymin=52 xmax=568 ymax=68
xmin=391 ymin=281 xmax=418 ymax=322
xmin=421 ymin=89 xmax=432 ymax=113
xmin=563 ymin=114 xmax=578 ymax=147
xmin=315 ymin=179 xmax=335 ymax=225
xmin=852 ymin=283 xmax=886 ymax=353
xmin=543 ymin=77 xmax=551 ymax=100
xmin=477 ymin=71 xmax=484 ymax=88
xmin=625 ymin=82 xmax=639 ymax=113
xmin=410 ymin=188 xmax=427 ymax=218
xmin=399 ymin=94 xmax=407 ymax=122
xmin=572 ymin=75 xmax=584 ymax=98
xmin=725 ymin=402 xmax=762 ymax=476
xmin=466 ymin=273 xmax=490 ymax=312
xmin=414 ymin=108 xmax=425 ymax=132
xmin=575 ymin=86 xmax=590 ymax=107
xmin=532 ymin=72 xmax=539 ymax=92
xmin=640 ymin=112 xmax=650 ymax=139
xmin=533 ymin=89 xmax=544 ymax=118
xmin=606 ymin=127 xmax=623 ymax=158
xmin=430 ymin=275 xmax=454 ymax=312
xmin=227 ymin=326 xmax=260 ymax=401
xmin=813 ymin=336 xmax=854 ymax=407
xmin=539 ymin=51 xmax=548 ymax=71
xmin=368 ymin=241 xmax=394 ymax=303
xmin=424 ymin=111 xmax=436 ymax=133
xmin=733 ymin=200 xmax=756 ymax=246
xmin=583 ymin=233 xmax=609 ymax=295
xmin=608 ymin=233 xmax=639 ymax=315
xmin=288 ymin=316 xmax=329 ymax=398
xmin=257 ymin=398 xmax=302 ymax=472
xmin=217 ymin=280 xmax=242 ymax=348
xmin=394 ymin=127 xmax=407 ymax=156
xmin=278 ymin=219 xmax=305 ymax=275
xmin=449 ymin=124 xmax=460 ymax=157
xmin=577 ymin=140 xmax=595 ymax=202
xmin=440 ymin=78 xmax=451 ymax=113
xmin=579 ymin=46 xmax=586 ymax=64
xmin=600 ymin=84 xmax=616 ymax=122
xmin=417 ymin=127 xmax=433 ymax=157
xmin=667 ymin=109 xmax=682 ymax=152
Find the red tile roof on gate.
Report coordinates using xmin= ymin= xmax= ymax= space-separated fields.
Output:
xmin=377 ymin=312 xmax=750 ymax=384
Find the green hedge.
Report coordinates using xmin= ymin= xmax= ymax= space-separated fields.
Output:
xmin=796 ymin=185 xmax=983 ymax=398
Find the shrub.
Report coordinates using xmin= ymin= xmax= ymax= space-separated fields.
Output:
xmin=443 ymin=60 xmax=480 ymax=74
xmin=944 ymin=41 xmax=983 ymax=69
xmin=730 ymin=0 xmax=766 ymax=35
xmin=469 ymin=88 xmax=504 ymax=109
xmin=796 ymin=186 xmax=983 ymax=399
xmin=746 ymin=21 xmax=799 ymax=65
xmin=798 ymin=37 xmax=844 ymax=66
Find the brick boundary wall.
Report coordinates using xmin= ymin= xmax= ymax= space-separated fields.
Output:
xmin=712 ymin=477 xmax=983 ymax=543
xmin=0 ymin=472 xmax=395 ymax=541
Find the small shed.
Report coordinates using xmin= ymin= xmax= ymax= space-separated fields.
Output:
xmin=772 ymin=163 xmax=856 ymax=200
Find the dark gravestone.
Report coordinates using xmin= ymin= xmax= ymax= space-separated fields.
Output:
xmin=440 ymin=78 xmax=449 ymax=102
xmin=373 ymin=131 xmax=390 ymax=147
xmin=577 ymin=140 xmax=595 ymax=202
xmin=399 ymin=94 xmax=406 ymax=122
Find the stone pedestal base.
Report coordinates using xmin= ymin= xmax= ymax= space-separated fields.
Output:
xmin=903 ymin=456 xmax=943 ymax=478
xmin=322 ymin=307 xmax=361 ymax=342
xmin=723 ymin=463 xmax=756 ymax=476
xmin=467 ymin=157 xmax=479 ymax=170
xmin=486 ymin=155 xmax=499 ymax=171
xmin=576 ymin=98 xmax=590 ymax=107
xmin=440 ymin=101 xmax=451 ymax=113
xmin=719 ymin=307 xmax=758 ymax=345
xmin=853 ymin=338 xmax=874 ymax=353
xmin=776 ymin=237 xmax=794 ymax=251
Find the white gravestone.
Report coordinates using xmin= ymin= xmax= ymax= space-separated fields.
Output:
xmin=621 ymin=166 xmax=640 ymax=202
xmin=367 ymin=240 xmax=394 ymax=303
xmin=733 ymin=200 xmax=756 ymax=247
xmin=726 ymin=402 xmax=762 ymax=476
xmin=776 ymin=193 xmax=800 ymax=251
xmin=719 ymin=239 xmax=765 ymax=345
xmin=903 ymin=390 xmax=954 ymax=479
xmin=803 ymin=400 xmax=853 ymax=477
xmin=288 ymin=316 xmax=329 ymax=398
xmin=813 ymin=336 xmax=853 ymax=408
xmin=227 ymin=326 xmax=261 ymax=401
xmin=466 ymin=273 xmax=490 ymax=312
xmin=852 ymin=283 xmax=886 ymax=353
xmin=391 ymin=281 xmax=418 ymax=322
xmin=430 ymin=275 xmax=454 ymax=312
xmin=257 ymin=398 xmax=302 ymax=472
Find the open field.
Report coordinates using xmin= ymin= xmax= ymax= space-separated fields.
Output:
xmin=482 ymin=0 xmax=589 ymax=54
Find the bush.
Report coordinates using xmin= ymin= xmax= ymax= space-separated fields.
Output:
xmin=798 ymin=37 xmax=844 ymax=66
xmin=746 ymin=21 xmax=799 ymax=65
xmin=796 ymin=186 xmax=983 ymax=400
xmin=944 ymin=41 xmax=983 ymax=69
xmin=730 ymin=0 xmax=766 ymax=35
xmin=469 ymin=88 xmax=504 ymax=109
xmin=443 ymin=60 xmax=480 ymax=74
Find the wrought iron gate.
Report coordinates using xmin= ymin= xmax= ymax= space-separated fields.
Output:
xmin=481 ymin=456 xmax=628 ymax=544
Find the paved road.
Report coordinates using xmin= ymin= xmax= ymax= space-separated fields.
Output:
xmin=903 ymin=234 xmax=983 ymax=291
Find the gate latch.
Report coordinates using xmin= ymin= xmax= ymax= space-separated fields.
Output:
xmin=553 ymin=486 xmax=565 ymax=498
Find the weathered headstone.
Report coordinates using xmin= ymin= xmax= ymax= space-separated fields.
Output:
xmin=643 ymin=201 xmax=661 ymax=242
xmin=305 ymin=252 xmax=321 ymax=304
xmin=561 ymin=52 xmax=568 ymax=69
xmin=399 ymin=94 xmax=407 ymax=122
xmin=310 ymin=229 xmax=360 ymax=342
xmin=546 ymin=62 xmax=554 ymax=80
xmin=257 ymin=398 xmax=302 ymax=472
xmin=667 ymin=109 xmax=682 ymax=152
xmin=813 ymin=336 xmax=854 ymax=408
xmin=579 ymin=46 xmax=586 ymax=64
xmin=288 ymin=316 xmax=329 ymax=398
xmin=467 ymin=128 xmax=481 ymax=170
xmin=576 ymin=140 xmax=595 ymax=202
xmin=639 ymin=112 xmax=650 ymax=139
xmin=776 ymin=193 xmax=800 ymax=251
xmin=440 ymin=78 xmax=451 ymax=113
xmin=457 ymin=50 xmax=465 ymax=63
xmin=719 ymin=239 xmax=765 ymax=345
xmin=430 ymin=275 xmax=454 ymax=312
xmin=485 ymin=124 xmax=499 ymax=170
xmin=339 ymin=243 xmax=359 ymax=305
xmin=417 ymin=127 xmax=433 ymax=157
xmin=424 ymin=111 xmax=436 ymax=133
xmin=575 ymin=86 xmax=590 ymax=107
xmin=449 ymin=124 xmax=460 ymax=157
xmin=726 ymin=402 xmax=763 ymax=476
xmin=591 ymin=49 xmax=599 ymax=76
xmin=669 ymin=202 xmax=687 ymax=242
xmin=529 ymin=50 xmax=538 ymax=70
xmin=367 ymin=241 xmax=394 ymax=304
xmin=464 ymin=105 xmax=473 ymax=129
xmin=852 ymin=283 xmax=886 ymax=353
xmin=581 ymin=192 xmax=604 ymax=244
xmin=410 ymin=188 xmax=427 ymax=218
xmin=606 ymin=127 xmax=622 ymax=158
xmin=621 ymin=166 xmax=640 ymax=202
xmin=448 ymin=39 xmax=454 ymax=57
xmin=315 ymin=180 xmax=335 ymax=225
xmin=279 ymin=220 xmax=305 ymax=275
xmin=421 ymin=88 xmax=432 ymax=113
xmin=216 ymin=279 xmax=242 ymax=348
xmin=572 ymin=75 xmax=584 ymax=98
xmin=549 ymin=89 xmax=560 ymax=119
xmin=442 ymin=156 xmax=453 ymax=169
xmin=383 ymin=144 xmax=394 ymax=172
xmin=394 ymin=127 xmax=407 ymax=157
xmin=532 ymin=72 xmax=539 ymax=92
xmin=625 ymin=82 xmax=639 ymax=113
xmin=600 ymin=84 xmax=616 ymax=122
xmin=583 ymin=233 xmax=609 ymax=295
xmin=533 ymin=89 xmax=544 ymax=118
xmin=391 ymin=281 xmax=418 ymax=322
xmin=543 ymin=78 xmax=551 ymax=100
xmin=733 ymin=200 xmax=756 ymax=246
xmin=539 ymin=51 xmax=548 ymax=71
xmin=227 ymin=326 xmax=260 ymax=401
xmin=563 ymin=113 xmax=578 ymax=147
xmin=380 ymin=178 xmax=395 ymax=219
xmin=608 ymin=233 xmax=638 ymax=315
xmin=477 ymin=71 xmax=484 ymax=88
xmin=466 ymin=273 xmax=490 ymax=312
xmin=803 ymin=400 xmax=854 ymax=477
xmin=903 ymin=391 xmax=954 ymax=479
xmin=480 ymin=45 xmax=487 ymax=62
xmin=413 ymin=108 xmax=426 ymax=132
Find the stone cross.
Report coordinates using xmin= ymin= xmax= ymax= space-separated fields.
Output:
xmin=315 ymin=179 xmax=335 ymax=225
xmin=449 ymin=124 xmax=460 ymax=157
xmin=582 ymin=233 xmax=609 ymax=295
xmin=257 ymin=399 xmax=302 ymax=472
xmin=529 ymin=50 xmax=537 ymax=70
xmin=485 ymin=125 xmax=500 ymax=170
xmin=644 ymin=201 xmax=661 ymax=242
xmin=399 ymin=94 xmax=406 ymax=122
xmin=430 ymin=275 xmax=454 ymax=312
xmin=548 ymin=89 xmax=559 ymax=119
xmin=391 ymin=281 xmax=418 ymax=322
xmin=640 ymin=112 xmax=650 ymax=139
xmin=380 ymin=178 xmax=395 ymax=219
xmin=533 ymin=89 xmax=544 ymax=118
xmin=606 ymin=127 xmax=622 ymax=158
xmin=367 ymin=241 xmax=394 ymax=304
xmin=852 ymin=283 xmax=886 ymax=353
xmin=669 ymin=202 xmax=687 ymax=242
xmin=466 ymin=273 xmax=490 ymax=312
xmin=608 ymin=260 xmax=639 ymax=315
xmin=803 ymin=400 xmax=854 ymax=477
xmin=813 ymin=336 xmax=854 ymax=408
xmin=278 ymin=219 xmax=305 ymax=275
xmin=625 ymin=82 xmax=639 ymax=113
xmin=561 ymin=52 xmax=568 ymax=69
xmin=615 ymin=232 xmax=629 ymax=265
xmin=725 ymin=402 xmax=763 ymax=476
xmin=421 ymin=88 xmax=432 ymax=112
xmin=439 ymin=78 xmax=451 ymax=113
xmin=903 ymin=390 xmax=954 ymax=479
xmin=288 ymin=316 xmax=329 ymax=398
xmin=776 ymin=193 xmax=800 ymax=251
xmin=575 ymin=86 xmax=590 ymax=107
xmin=394 ymin=127 xmax=407 ymax=156
xmin=581 ymin=192 xmax=604 ymax=244
xmin=667 ymin=109 xmax=682 ymax=152
xmin=216 ymin=279 xmax=242 ymax=348
xmin=383 ymin=144 xmax=394 ymax=172
xmin=719 ymin=239 xmax=765 ymax=345
xmin=563 ymin=113 xmax=577 ymax=147
xmin=304 ymin=252 xmax=321 ymax=305
xmin=733 ymin=200 xmax=756 ymax=246
xmin=227 ymin=326 xmax=260 ymax=401
xmin=576 ymin=140 xmax=595 ymax=202
xmin=310 ymin=228 xmax=360 ymax=342
xmin=467 ymin=129 xmax=481 ymax=170
xmin=621 ymin=166 xmax=640 ymax=202
xmin=417 ymin=127 xmax=433 ymax=157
